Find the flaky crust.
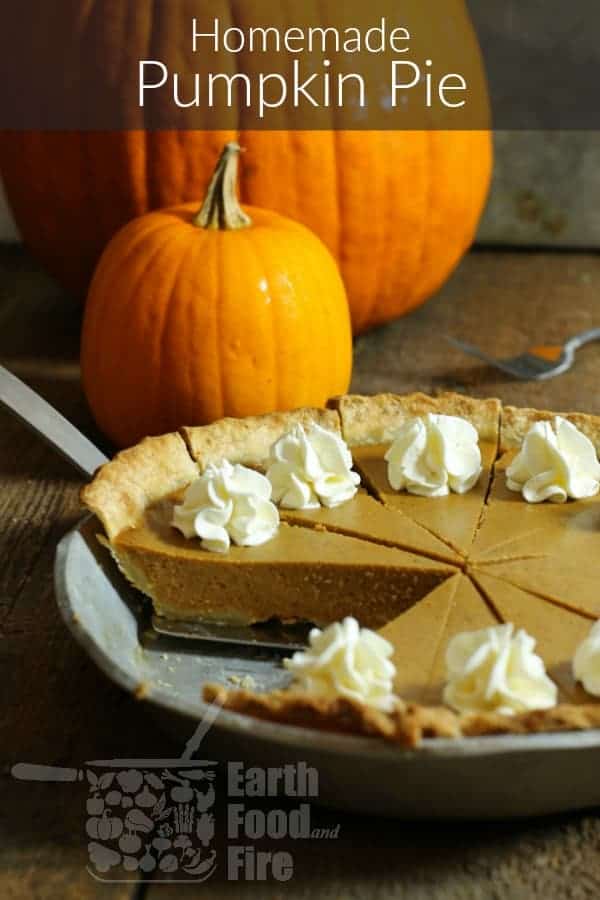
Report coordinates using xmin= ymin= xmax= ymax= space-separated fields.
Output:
xmin=501 ymin=405 xmax=600 ymax=454
xmin=330 ymin=393 xmax=501 ymax=446
xmin=81 ymin=393 xmax=499 ymax=539
xmin=182 ymin=408 xmax=341 ymax=470
xmin=460 ymin=705 xmax=600 ymax=738
xmin=204 ymin=685 xmax=600 ymax=748
xmin=80 ymin=433 xmax=198 ymax=540
xmin=81 ymin=408 xmax=340 ymax=538
xmin=203 ymin=684 xmax=461 ymax=748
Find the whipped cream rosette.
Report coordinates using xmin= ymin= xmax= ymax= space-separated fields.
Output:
xmin=284 ymin=617 xmax=397 ymax=712
xmin=506 ymin=416 xmax=600 ymax=503
xmin=443 ymin=623 xmax=557 ymax=715
xmin=173 ymin=461 xmax=279 ymax=552
xmin=267 ymin=423 xmax=360 ymax=510
xmin=385 ymin=413 xmax=482 ymax=498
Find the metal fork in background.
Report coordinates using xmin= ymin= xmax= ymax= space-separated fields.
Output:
xmin=445 ymin=328 xmax=600 ymax=381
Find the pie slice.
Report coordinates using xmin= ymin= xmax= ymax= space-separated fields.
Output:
xmin=471 ymin=405 xmax=600 ymax=563
xmin=331 ymin=392 xmax=500 ymax=556
xmin=379 ymin=573 xmax=497 ymax=704
xmin=112 ymin=510 xmax=456 ymax=628
xmin=471 ymin=570 xmax=594 ymax=703
xmin=82 ymin=419 xmax=457 ymax=628
xmin=264 ymin=491 xmax=460 ymax=565
xmin=473 ymin=556 xmax=600 ymax=621
xmin=183 ymin=408 xmax=461 ymax=566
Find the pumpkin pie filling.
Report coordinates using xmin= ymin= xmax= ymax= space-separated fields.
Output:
xmin=471 ymin=571 xmax=594 ymax=704
xmin=112 ymin=495 xmax=456 ymax=627
xmin=279 ymin=490 xmax=461 ymax=565
xmin=81 ymin=393 xmax=600 ymax=745
xmin=470 ymin=453 xmax=600 ymax=565
xmin=469 ymin=406 xmax=600 ymax=619
xmin=331 ymin=392 xmax=501 ymax=558
xmin=351 ymin=441 xmax=497 ymax=557
xmin=379 ymin=573 xmax=498 ymax=705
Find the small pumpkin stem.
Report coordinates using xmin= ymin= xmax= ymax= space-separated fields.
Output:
xmin=193 ymin=142 xmax=252 ymax=231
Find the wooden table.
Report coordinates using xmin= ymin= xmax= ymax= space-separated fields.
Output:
xmin=2 ymin=245 xmax=600 ymax=898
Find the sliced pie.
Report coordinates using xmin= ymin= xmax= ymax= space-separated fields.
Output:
xmin=331 ymin=392 xmax=500 ymax=556
xmin=471 ymin=571 xmax=593 ymax=703
xmin=182 ymin=399 xmax=462 ymax=566
xmin=381 ymin=569 xmax=597 ymax=707
xmin=279 ymin=491 xmax=460 ymax=565
xmin=208 ymin=565 xmax=600 ymax=746
xmin=473 ymin=556 xmax=600 ymax=621
xmin=81 ymin=392 xmax=600 ymax=745
xmin=82 ymin=403 xmax=459 ymax=627
xmin=471 ymin=405 xmax=600 ymax=564
xmin=379 ymin=573 xmax=497 ymax=704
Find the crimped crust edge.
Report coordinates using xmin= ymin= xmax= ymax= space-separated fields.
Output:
xmin=204 ymin=685 xmax=600 ymax=748
xmin=182 ymin=407 xmax=341 ymax=470
xmin=501 ymin=405 xmax=600 ymax=454
xmin=330 ymin=392 xmax=501 ymax=446
xmin=80 ymin=432 xmax=198 ymax=540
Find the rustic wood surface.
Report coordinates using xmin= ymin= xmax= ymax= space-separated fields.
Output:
xmin=1 ymin=245 xmax=600 ymax=899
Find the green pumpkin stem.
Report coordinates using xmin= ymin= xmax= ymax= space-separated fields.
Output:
xmin=194 ymin=142 xmax=252 ymax=231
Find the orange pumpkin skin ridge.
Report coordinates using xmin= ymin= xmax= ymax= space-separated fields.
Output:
xmin=0 ymin=2 xmax=491 ymax=332
xmin=1 ymin=129 xmax=491 ymax=334
xmin=81 ymin=203 xmax=353 ymax=448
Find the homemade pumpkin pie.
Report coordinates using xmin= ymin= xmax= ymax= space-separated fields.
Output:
xmin=82 ymin=400 xmax=462 ymax=627
xmin=81 ymin=392 xmax=600 ymax=745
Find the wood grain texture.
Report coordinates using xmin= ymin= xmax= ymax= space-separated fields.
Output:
xmin=1 ymin=244 xmax=600 ymax=899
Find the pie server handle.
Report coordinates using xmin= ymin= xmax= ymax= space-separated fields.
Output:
xmin=0 ymin=363 xmax=108 ymax=479
xmin=0 ymin=364 xmax=307 ymax=649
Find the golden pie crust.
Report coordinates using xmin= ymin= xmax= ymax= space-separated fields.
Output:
xmin=81 ymin=393 xmax=600 ymax=746
xmin=329 ymin=392 xmax=500 ymax=445
xmin=203 ymin=684 xmax=600 ymax=750
xmin=182 ymin=407 xmax=341 ymax=470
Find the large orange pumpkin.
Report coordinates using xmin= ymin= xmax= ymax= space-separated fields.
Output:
xmin=0 ymin=2 xmax=491 ymax=333
xmin=81 ymin=143 xmax=353 ymax=448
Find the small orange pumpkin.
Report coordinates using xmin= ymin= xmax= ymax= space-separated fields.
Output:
xmin=81 ymin=143 xmax=353 ymax=448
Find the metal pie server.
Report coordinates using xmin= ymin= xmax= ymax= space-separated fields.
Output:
xmin=0 ymin=363 xmax=108 ymax=478
xmin=0 ymin=363 xmax=309 ymax=650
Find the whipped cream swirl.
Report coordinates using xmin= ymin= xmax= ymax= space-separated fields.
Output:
xmin=267 ymin=423 xmax=360 ymax=510
xmin=385 ymin=414 xmax=482 ymax=497
xmin=284 ymin=617 xmax=397 ymax=712
xmin=443 ymin=623 xmax=557 ymax=715
xmin=506 ymin=416 xmax=600 ymax=503
xmin=172 ymin=461 xmax=279 ymax=553
xmin=573 ymin=621 xmax=600 ymax=696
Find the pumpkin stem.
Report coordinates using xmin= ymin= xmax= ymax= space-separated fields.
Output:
xmin=193 ymin=142 xmax=252 ymax=231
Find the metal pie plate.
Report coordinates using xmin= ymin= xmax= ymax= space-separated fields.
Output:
xmin=55 ymin=517 xmax=600 ymax=819
xmin=151 ymin=614 xmax=311 ymax=651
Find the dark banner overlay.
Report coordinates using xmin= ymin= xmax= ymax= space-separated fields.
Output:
xmin=0 ymin=1 xmax=597 ymax=130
